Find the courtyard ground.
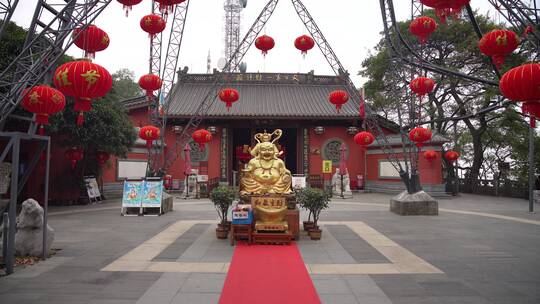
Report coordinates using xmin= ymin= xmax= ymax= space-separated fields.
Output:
xmin=0 ymin=192 xmax=539 ymax=304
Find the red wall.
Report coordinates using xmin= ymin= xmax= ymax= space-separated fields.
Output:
xmin=308 ymin=127 xmax=366 ymax=186
xmin=366 ymin=147 xmax=442 ymax=185
xmin=102 ymin=108 xmax=221 ymax=183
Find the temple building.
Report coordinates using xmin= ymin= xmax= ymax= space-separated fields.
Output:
xmin=101 ymin=70 xmax=448 ymax=197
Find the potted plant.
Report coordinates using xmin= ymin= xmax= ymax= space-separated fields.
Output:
xmin=295 ymin=188 xmax=314 ymax=231
xmin=296 ymin=187 xmax=329 ymax=240
xmin=211 ymin=186 xmax=236 ymax=239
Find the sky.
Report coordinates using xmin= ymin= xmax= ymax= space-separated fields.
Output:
xmin=11 ymin=0 xmax=496 ymax=87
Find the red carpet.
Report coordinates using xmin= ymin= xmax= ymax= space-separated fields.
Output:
xmin=219 ymin=242 xmax=320 ymax=304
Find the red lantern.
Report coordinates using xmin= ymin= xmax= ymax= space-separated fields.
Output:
xmin=65 ymin=147 xmax=84 ymax=170
xmin=444 ymin=150 xmax=460 ymax=163
xmin=500 ymin=63 xmax=540 ymax=103
xmin=97 ymin=151 xmax=110 ymax=165
xmin=140 ymin=14 xmax=166 ymax=38
xmin=218 ymin=88 xmax=239 ymax=111
xmin=409 ymin=77 xmax=435 ymax=100
xmin=500 ymin=63 xmax=540 ymax=127
xmin=329 ymin=90 xmax=349 ymax=113
xmin=138 ymin=74 xmax=162 ymax=97
xmin=21 ymin=85 xmax=66 ymax=135
xmin=409 ymin=16 xmax=437 ymax=44
xmin=53 ymin=60 xmax=112 ymax=125
xmin=354 ymin=131 xmax=375 ymax=147
xmin=478 ymin=29 xmax=519 ymax=69
xmin=409 ymin=127 xmax=432 ymax=148
xmin=72 ymin=25 xmax=109 ymax=59
xmin=420 ymin=0 xmax=469 ymax=24
xmin=117 ymin=0 xmax=143 ymax=16
xmin=192 ymin=129 xmax=212 ymax=150
xmin=154 ymin=0 xmax=186 ymax=15
xmin=255 ymin=35 xmax=275 ymax=56
xmin=523 ymin=102 xmax=540 ymax=128
xmin=139 ymin=126 xmax=160 ymax=148
xmin=294 ymin=35 xmax=315 ymax=56
xmin=423 ymin=150 xmax=437 ymax=162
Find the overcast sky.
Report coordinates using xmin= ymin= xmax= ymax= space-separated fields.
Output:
xmin=12 ymin=0 xmax=496 ymax=87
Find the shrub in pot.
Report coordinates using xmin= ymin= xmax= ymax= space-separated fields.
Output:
xmin=211 ymin=186 xmax=236 ymax=239
xmin=296 ymin=187 xmax=329 ymax=240
xmin=296 ymin=188 xmax=314 ymax=231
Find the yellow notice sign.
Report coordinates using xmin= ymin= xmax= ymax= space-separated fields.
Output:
xmin=322 ymin=160 xmax=333 ymax=173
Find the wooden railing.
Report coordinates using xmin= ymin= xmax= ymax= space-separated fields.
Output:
xmin=455 ymin=178 xmax=530 ymax=199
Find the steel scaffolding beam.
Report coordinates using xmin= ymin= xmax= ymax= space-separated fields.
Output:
xmin=162 ymin=0 xmax=279 ymax=170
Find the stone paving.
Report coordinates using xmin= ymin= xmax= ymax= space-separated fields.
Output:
xmin=0 ymin=193 xmax=539 ymax=303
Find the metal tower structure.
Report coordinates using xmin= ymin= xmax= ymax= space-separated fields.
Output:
xmin=223 ymin=0 xmax=245 ymax=72
xmin=145 ymin=0 xmax=191 ymax=172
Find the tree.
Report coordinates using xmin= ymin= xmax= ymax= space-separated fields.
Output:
xmin=48 ymin=75 xmax=137 ymax=189
xmin=0 ymin=21 xmax=26 ymax=74
xmin=110 ymin=68 xmax=142 ymax=100
xmin=360 ymin=10 xmax=538 ymax=190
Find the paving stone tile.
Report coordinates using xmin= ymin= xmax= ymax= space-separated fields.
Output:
xmin=319 ymin=293 xmax=359 ymax=304
xmin=88 ymin=300 xmax=136 ymax=304
xmin=419 ymin=281 xmax=480 ymax=297
xmin=170 ymin=292 xmax=221 ymax=304
xmin=388 ymin=296 xmax=443 ymax=304
xmin=179 ymin=275 xmax=226 ymax=293
xmin=436 ymin=296 xmax=493 ymax=304
xmin=136 ymin=273 xmax=189 ymax=304
xmin=312 ymin=277 xmax=352 ymax=294
xmin=371 ymin=275 xmax=429 ymax=297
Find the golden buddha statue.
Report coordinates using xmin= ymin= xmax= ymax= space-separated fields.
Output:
xmin=240 ymin=129 xmax=292 ymax=233
xmin=240 ymin=129 xmax=292 ymax=196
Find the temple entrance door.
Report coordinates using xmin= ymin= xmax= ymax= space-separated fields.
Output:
xmin=254 ymin=128 xmax=297 ymax=174
xmin=232 ymin=128 xmax=252 ymax=172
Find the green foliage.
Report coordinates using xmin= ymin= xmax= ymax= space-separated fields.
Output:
xmin=210 ymin=186 xmax=236 ymax=224
xmin=110 ymin=69 xmax=142 ymax=101
xmin=47 ymin=95 xmax=136 ymax=181
xmin=295 ymin=187 xmax=329 ymax=226
xmin=0 ymin=21 xmax=26 ymax=73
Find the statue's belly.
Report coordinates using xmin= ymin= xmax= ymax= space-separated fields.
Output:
xmin=253 ymin=168 xmax=280 ymax=185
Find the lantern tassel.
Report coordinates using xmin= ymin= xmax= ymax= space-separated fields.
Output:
xmin=531 ymin=116 xmax=536 ymax=128
xmin=199 ymin=143 xmax=205 ymax=151
xmin=336 ymin=105 xmax=341 ymax=113
xmin=492 ymin=55 xmax=505 ymax=69
xmin=71 ymin=160 xmax=77 ymax=170
xmin=77 ymin=112 xmax=84 ymax=125
xmin=147 ymin=140 xmax=152 ymax=149
xmin=38 ymin=125 xmax=45 ymax=136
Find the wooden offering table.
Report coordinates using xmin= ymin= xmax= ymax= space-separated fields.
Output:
xmin=230 ymin=223 xmax=253 ymax=246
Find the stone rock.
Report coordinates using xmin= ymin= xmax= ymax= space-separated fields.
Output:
xmin=17 ymin=199 xmax=43 ymax=229
xmin=390 ymin=190 xmax=438 ymax=216
xmin=332 ymin=169 xmax=353 ymax=198
xmin=14 ymin=198 xmax=55 ymax=256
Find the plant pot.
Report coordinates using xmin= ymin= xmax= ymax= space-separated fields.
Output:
xmin=216 ymin=227 xmax=228 ymax=239
xmin=303 ymin=221 xmax=314 ymax=231
xmin=309 ymin=227 xmax=322 ymax=240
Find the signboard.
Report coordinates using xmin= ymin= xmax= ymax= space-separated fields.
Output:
xmin=118 ymin=160 xmax=148 ymax=180
xmin=378 ymin=160 xmax=407 ymax=179
xmin=197 ymin=174 xmax=208 ymax=182
xmin=84 ymin=176 xmax=101 ymax=199
xmin=251 ymin=196 xmax=286 ymax=209
xmin=122 ymin=180 xmax=143 ymax=207
xmin=292 ymin=176 xmax=306 ymax=189
xmin=142 ymin=180 xmax=163 ymax=208
xmin=322 ymin=160 xmax=333 ymax=173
